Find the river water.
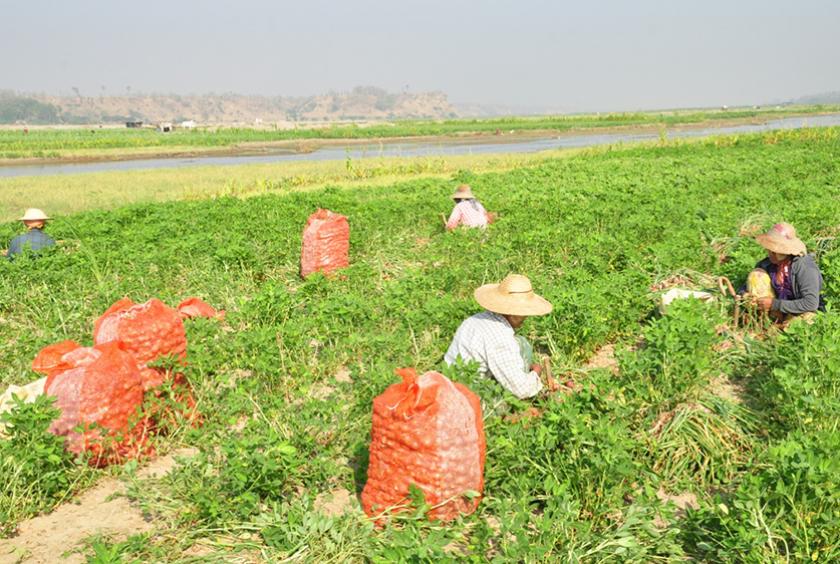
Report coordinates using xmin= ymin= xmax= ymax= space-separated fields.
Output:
xmin=2 ymin=114 xmax=840 ymax=179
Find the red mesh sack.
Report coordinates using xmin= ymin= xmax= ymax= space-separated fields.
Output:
xmin=177 ymin=297 xmax=226 ymax=320
xmin=93 ymin=298 xmax=187 ymax=390
xmin=361 ymin=368 xmax=485 ymax=522
xmin=300 ymin=209 xmax=350 ymax=278
xmin=31 ymin=340 xmax=82 ymax=379
xmin=43 ymin=342 xmax=146 ymax=464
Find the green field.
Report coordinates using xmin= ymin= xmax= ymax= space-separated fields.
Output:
xmin=1 ymin=105 xmax=837 ymax=160
xmin=1 ymin=127 xmax=839 ymax=561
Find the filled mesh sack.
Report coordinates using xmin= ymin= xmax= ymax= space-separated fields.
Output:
xmin=37 ymin=341 xmax=146 ymax=464
xmin=93 ymin=298 xmax=187 ymax=390
xmin=362 ymin=368 xmax=485 ymax=522
xmin=300 ymin=209 xmax=350 ymax=278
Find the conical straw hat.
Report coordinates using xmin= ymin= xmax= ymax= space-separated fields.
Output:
xmin=474 ymin=274 xmax=553 ymax=316
xmin=755 ymin=222 xmax=807 ymax=256
xmin=452 ymin=184 xmax=476 ymax=200
xmin=19 ymin=208 xmax=50 ymax=221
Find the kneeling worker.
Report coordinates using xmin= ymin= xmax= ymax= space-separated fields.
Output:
xmin=445 ymin=274 xmax=557 ymax=399
xmin=7 ymin=208 xmax=56 ymax=259
xmin=744 ymin=222 xmax=825 ymax=319
xmin=445 ymin=184 xmax=495 ymax=230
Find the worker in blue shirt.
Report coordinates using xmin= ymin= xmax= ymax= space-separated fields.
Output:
xmin=7 ymin=208 xmax=56 ymax=259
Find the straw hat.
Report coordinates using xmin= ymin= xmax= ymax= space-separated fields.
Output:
xmin=19 ymin=208 xmax=50 ymax=222
xmin=755 ymin=222 xmax=807 ymax=256
xmin=452 ymin=184 xmax=476 ymax=200
xmin=474 ymin=274 xmax=553 ymax=316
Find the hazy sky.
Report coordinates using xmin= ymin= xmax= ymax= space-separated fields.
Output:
xmin=2 ymin=0 xmax=838 ymax=111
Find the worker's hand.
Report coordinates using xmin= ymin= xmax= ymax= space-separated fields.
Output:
xmin=530 ymin=363 xmax=542 ymax=375
xmin=757 ymin=297 xmax=774 ymax=312
xmin=486 ymin=212 xmax=498 ymax=224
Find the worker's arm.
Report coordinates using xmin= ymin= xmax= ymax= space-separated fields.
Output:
xmin=6 ymin=237 xmax=21 ymax=259
xmin=486 ymin=339 xmax=543 ymax=399
xmin=773 ymin=259 xmax=822 ymax=314
xmin=445 ymin=206 xmax=462 ymax=230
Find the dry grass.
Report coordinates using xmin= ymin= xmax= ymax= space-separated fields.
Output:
xmin=0 ymin=148 xmax=592 ymax=221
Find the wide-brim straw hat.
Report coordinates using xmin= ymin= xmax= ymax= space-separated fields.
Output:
xmin=452 ymin=184 xmax=476 ymax=200
xmin=474 ymin=274 xmax=553 ymax=316
xmin=755 ymin=222 xmax=807 ymax=256
xmin=19 ymin=208 xmax=50 ymax=222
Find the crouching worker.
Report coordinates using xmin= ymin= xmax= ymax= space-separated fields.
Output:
xmin=444 ymin=274 xmax=558 ymax=399
xmin=743 ymin=222 xmax=825 ymax=321
xmin=6 ymin=208 xmax=55 ymax=259
xmin=445 ymin=184 xmax=496 ymax=230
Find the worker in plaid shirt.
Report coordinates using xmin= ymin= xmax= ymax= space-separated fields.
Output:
xmin=445 ymin=184 xmax=496 ymax=230
xmin=445 ymin=274 xmax=559 ymax=399
xmin=6 ymin=208 xmax=55 ymax=260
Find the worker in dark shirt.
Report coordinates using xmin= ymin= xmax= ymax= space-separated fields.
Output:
xmin=7 ymin=208 xmax=56 ymax=259
xmin=743 ymin=222 xmax=825 ymax=320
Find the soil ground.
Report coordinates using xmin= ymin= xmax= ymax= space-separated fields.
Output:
xmin=0 ymin=448 xmax=196 ymax=564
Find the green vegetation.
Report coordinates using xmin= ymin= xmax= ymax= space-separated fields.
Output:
xmin=0 ymin=396 xmax=95 ymax=535
xmin=0 ymin=127 xmax=839 ymax=560
xmin=1 ymin=105 xmax=838 ymax=160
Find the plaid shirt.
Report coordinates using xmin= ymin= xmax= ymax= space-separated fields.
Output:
xmin=446 ymin=200 xmax=488 ymax=229
xmin=444 ymin=311 xmax=543 ymax=399
xmin=7 ymin=228 xmax=55 ymax=259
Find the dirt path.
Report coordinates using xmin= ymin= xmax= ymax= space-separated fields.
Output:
xmin=0 ymin=448 xmax=196 ymax=564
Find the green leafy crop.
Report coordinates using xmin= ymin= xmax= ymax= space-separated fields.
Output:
xmin=1 ymin=127 xmax=839 ymax=559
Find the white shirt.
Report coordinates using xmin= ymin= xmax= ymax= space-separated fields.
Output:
xmin=444 ymin=311 xmax=543 ymax=399
xmin=446 ymin=200 xmax=489 ymax=229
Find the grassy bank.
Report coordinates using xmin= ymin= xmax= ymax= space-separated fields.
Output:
xmin=1 ymin=105 xmax=837 ymax=161
xmin=0 ymin=150 xmax=590 ymax=221
xmin=1 ymin=127 xmax=839 ymax=561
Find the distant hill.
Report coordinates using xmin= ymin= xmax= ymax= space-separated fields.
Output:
xmin=781 ymin=91 xmax=840 ymax=106
xmin=452 ymin=102 xmax=568 ymax=118
xmin=0 ymin=87 xmax=458 ymax=125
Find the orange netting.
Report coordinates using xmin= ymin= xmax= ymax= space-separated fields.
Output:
xmin=41 ymin=342 xmax=147 ymax=465
xmin=30 ymin=296 xmax=220 ymax=465
xmin=361 ymin=368 xmax=485 ymax=522
xmin=177 ymin=297 xmax=226 ymax=320
xmin=300 ymin=209 xmax=350 ymax=278
xmin=31 ymin=340 xmax=82 ymax=380
xmin=93 ymin=298 xmax=187 ymax=390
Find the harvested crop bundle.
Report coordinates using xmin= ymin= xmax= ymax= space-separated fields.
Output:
xmin=300 ymin=209 xmax=350 ymax=278
xmin=93 ymin=298 xmax=187 ymax=390
xmin=40 ymin=341 xmax=146 ymax=464
xmin=746 ymin=269 xmax=775 ymax=299
xmin=362 ymin=368 xmax=485 ymax=522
